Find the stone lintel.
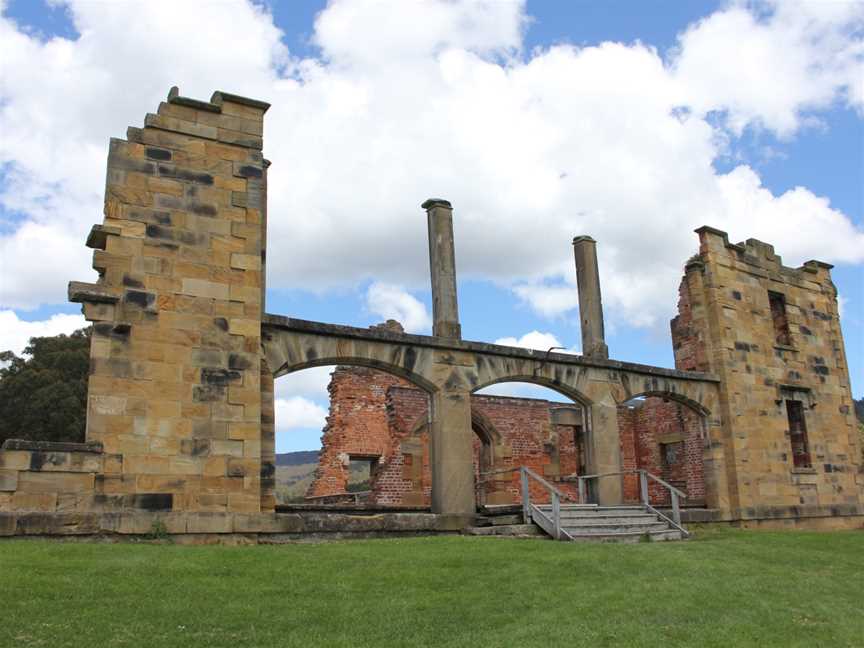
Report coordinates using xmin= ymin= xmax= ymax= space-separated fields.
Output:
xmin=262 ymin=314 xmax=720 ymax=384
xmin=1 ymin=439 xmax=104 ymax=454
xmin=68 ymin=281 xmax=120 ymax=304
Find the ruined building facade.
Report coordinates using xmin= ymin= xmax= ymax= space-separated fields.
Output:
xmin=0 ymin=88 xmax=860 ymax=540
xmin=306 ymin=225 xmax=859 ymax=523
xmin=306 ymin=364 xmax=708 ymax=509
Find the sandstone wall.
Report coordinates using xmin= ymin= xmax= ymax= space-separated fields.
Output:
xmin=673 ymin=227 xmax=863 ymax=518
xmin=1 ymin=88 xmax=270 ymax=527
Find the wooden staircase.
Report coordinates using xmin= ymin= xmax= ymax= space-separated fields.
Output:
xmin=467 ymin=467 xmax=690 ymax=543
xmin=530 ymin=503 xmax=685 ymax=542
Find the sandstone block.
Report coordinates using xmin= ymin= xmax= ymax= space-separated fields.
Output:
xmin=0 ymin=469 xmax=19 ymax=492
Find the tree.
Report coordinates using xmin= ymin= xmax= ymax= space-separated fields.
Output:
xmin=0 ymin=328 xmax=91 ymax=446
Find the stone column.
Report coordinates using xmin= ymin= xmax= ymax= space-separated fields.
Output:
xmin=429 ymin=387 xmax=475 ymax=518
xmin=572 ymin=236 xmax=608 ymax=359
xmin=423 ymin=199 xmax=461 ymax=339
xmin=585 ymin=385 xmax=623 ymax=505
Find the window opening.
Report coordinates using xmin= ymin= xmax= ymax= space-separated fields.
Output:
xmin=786 ymin=400 xmax=810 ymax=468
xmin=769 ymin=291 xmax=792 ymax=346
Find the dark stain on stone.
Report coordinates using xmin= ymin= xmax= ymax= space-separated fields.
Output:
xmin=29 ymin=452 xmax=46 ymax=471
xmin=799 ymin=325 xmax=812 ymax=335
xmin=228 ymin=353 xmax=251 ymax=370
xmin=260 ymin=462 xmax=276 ymax=479
xmin=237 ymin=165 xmax=263 ymax=178
xmin=403 ymin=346 xmax=417 ymax=372
xmin=158 ymin=164 xmax=214 ymax=185
xmin=201 ymin=368 xmax=242 ymax=385
xmin=145 ymin=224 xmax=172 ymax=240
xmin=213 ymin=317 xmax=228 ymax=331
xmin=125 ymin=290 xmax=155 ymax=309
xmin=193 ymin=384 xmax=226 ymax=402
xmin=122 ymin=275 xmax=144 ymax=288
xmin=734 ymin=342 xmax=751 ymax=352
xmin=131 ymin=493 xmax=173 ymax=511
xmin=444 ymin=371 xmax=463 ymax=391
xmin=145 ymin=147 xmax=172 ymax=161
xmin=305 ymin=347 xmax=318 ymax=361
xmin=190 ymin=203 xmax=217 ymax=216
xmin=732 ymin=290 xmax=742 ymax=300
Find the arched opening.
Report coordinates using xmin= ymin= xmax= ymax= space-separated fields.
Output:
xmin=270 ymin=363 xmax=433 ymax=509
xmin=471 ymin=380 xmax=588 ymax=507
xmin=618 ymin=392 xmax=708 ymax=507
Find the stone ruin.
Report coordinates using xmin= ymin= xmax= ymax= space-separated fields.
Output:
xmin=0 ymin=87 xmax=861 ymax=541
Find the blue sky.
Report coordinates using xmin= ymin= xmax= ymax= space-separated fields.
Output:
xmin=1 ymin=0 xmax=861 ymax=452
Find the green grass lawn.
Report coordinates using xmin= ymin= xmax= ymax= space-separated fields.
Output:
xmin=1 ymin=527 xmax=862 ymax=647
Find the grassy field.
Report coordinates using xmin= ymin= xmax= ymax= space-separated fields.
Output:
xmin=1 ymin=527 xmax=862 ymax=647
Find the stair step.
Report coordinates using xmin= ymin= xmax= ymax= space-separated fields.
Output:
xmin=553 ymin=512 xmax=658 ymax=520
xmin=558 ymin=516 xmax=660 ymax=526
xmin=537 ymin=505 xmax=645 ymax=513
xmin=561 ymin=522 xmax=669 ymax=535
xmin=564 ymin=529 xmax=684 ymax=543
xmin=464 ymin=524 xmax=544 ymax=537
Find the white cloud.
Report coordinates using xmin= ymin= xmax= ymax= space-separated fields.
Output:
xmin=275 ymin=365 xmax=333 ymax=401
xmin=494 ymin=330 xmax=578 ymax=354
xmin=512 ymin=282 xmax=579 ymax=319
xmin=0 ymin=0 xmax=861 ymax=334
xmin=0 ymin=310 xmax=87 ymax=356
xmin=274 ymin=396 xmax=328 ymax=434
xmin=365 ymin=282 xmax=432 ymax=333
xmin=672 ymin=0 xmax=864 ymax=137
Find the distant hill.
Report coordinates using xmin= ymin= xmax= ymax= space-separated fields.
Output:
xmin=276 ymin=450 xmax=319 ymax=466
xmin=854 ymin=398 xmax=863 ymax=424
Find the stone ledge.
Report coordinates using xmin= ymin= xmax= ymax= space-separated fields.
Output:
xmin=68 ymin=281 xmax=120 ymax=304
xmin=85 ymin=224 xmax=121 ymax=250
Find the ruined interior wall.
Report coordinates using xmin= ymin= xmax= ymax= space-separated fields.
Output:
xmin=617 ymin=399 xmax=705 ymax=505
xmin=681 ymin=228 xmax=863 ymax=517
xmin=309 ymin=366 xmax=583 ymax=506
xmin=306 ymin=367 xmax=411 ymax=498
xmin=1 ymin=89 xmax=270 ymax=531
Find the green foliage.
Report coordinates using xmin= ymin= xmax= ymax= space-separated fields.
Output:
xmin=147 ymin=519 xmax=171 ymax=542
xmin=0 ymin=530 xmax=862 ymax=647
xmin=0 ymin=327 xmax=90 ymax=446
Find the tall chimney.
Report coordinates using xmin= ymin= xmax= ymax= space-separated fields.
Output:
xmin=572 ymin=235 xmax=608 ymax=359
xmin=423 ymin=198 xmax=461 ymax=339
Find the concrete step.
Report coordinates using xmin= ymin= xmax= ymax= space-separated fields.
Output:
xmin=544 ymin=511 xmax=657 ymax=522
xmin=474 ymin=514 xmax=524 ymax=527
xmin=558 ymin=515 xmax=661 ymax=526
xmin=537 ymin=505 xmax=646 ymax=514
xmin=564 ymin=529 xmax=684 ymax=543
xmin=464 ymin=524 xmax=545 ymax=537
xmin=561 ymin=522 xmax=670 ymax=535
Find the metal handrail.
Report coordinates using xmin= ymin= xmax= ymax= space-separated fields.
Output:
xmin=519 ymin=466 xmax=581 ymax=540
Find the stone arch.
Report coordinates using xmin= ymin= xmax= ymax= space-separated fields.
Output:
xmin=273 ymin=357 xmax=438 ymax=396
xmin=470 ymin=375 xmax=593 ymax=409
xmin=620 ymin=389 xmax=711 ymax=418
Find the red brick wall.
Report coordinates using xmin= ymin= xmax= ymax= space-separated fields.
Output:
xmin=671 ymin=274 xmax=710 ymax=373
xmin=306 ymin=367 xmax=412 ymax=499
xmin=306 ymin=367 xmax=704 ymax=509
xmin=308 ymin=367 xmax=583 ymax=506
xmin=618 ymin=397 xmax=706 ymax=505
